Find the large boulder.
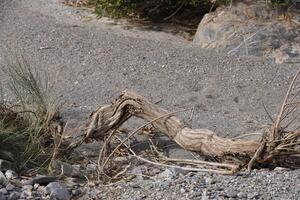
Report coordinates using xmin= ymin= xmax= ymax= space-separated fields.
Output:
xmin=193 ymin=0 xmax=300 ymax=63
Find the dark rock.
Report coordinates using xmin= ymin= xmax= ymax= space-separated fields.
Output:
xmin=0 ymin=160 xmax=14 ymax=172
xmin=72 ymin=189 xmax=82 ymax=196
xmin=45 ymin=182 xmax=70 ymax=200
xmin=25 ymin=175 xmax=57 ymax=185
xmin=0 ymin=171 xmax=8 ymax=186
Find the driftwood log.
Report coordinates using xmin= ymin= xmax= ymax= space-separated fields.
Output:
xmin=73 ymin=89 xmax=299 ymax=172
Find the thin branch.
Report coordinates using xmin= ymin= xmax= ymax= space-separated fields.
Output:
xmin=101 ymin=108 xmax=191 ymax=170
xmin=272 ymin=68 xmax=300 ymax=140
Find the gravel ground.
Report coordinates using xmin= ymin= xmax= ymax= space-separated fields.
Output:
xmin=0 ymin=0 xmax=299 ymax=199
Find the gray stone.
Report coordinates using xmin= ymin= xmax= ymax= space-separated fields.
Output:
xmin=0 ymin=171 xmax=8 ymax=186
xmin=274 ymin=167 xmax=288 ymax=171
xmin=8 ymin=191 xmax=20 ymax=200
xmin=169 ymin=167 xmax=189 ymax=176
xmin=51 ymin=160 xmax=80 ymax=177
xmin=45 ymin=182 xmax=70 ymax=200
xmin=20 ymin=190 xmax=31 ymax=199
xmin=25 ymin=175 xmax=57 ymax=185
xmin=237 ymin=192 xmax=247 ymax=198
xmin=226 ymin=191 xmax=238 ymax=198
xmin=4 ymin=170 xmax=18 ymax=180
xmin=5 ymin=184 xmax=15 ymax=191
xmin=180 ymin=188 xmax=186 ymax=194
xmin=193 ymin=1 xmax=300 ymax=64
xmin=0 ymin=192 xmax=6 ymax=200
xmin=205 ymin=177 xmax=215 ymax=185
xmin=0 ymin=188 xmax=7 ymax=194
xmin=22 ymin=185 xmax=33 ymax=191
xmin=157 ymin=169 xmax=175 ymax=180
xmin=0 ymin=160 xmax=14 ymax=172
xmin=33 ymin=183 xmax=39 ymax=190
xmin=86 ymin=164 xmax=97 ymax=172
xmin=247 ymin=192 xmax=260 ymax=199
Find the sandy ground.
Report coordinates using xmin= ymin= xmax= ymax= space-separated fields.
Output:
xmin=0 ymin=1 xmax=299 ymax=199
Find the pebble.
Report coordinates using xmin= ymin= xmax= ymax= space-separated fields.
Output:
xmin=0 ymin=171 xmax=8 ymax=186
xmin=225 ymin=191 xmax=238 ymax=198
xmin=86 ymin=164 xmax=97 ymax=172
xmin=0 ymin=188 xmax=8 ymax=194
xmin=8 ymin=191 xmax=20 ymax=200
xmin=5 ymin=184 xmax=15 ymax=191
xmin=247 ymin=192 xmax=260 ymax=199
xmin=205 ymin=177 xmax=215 ymax=185
xmin=72 ymin=188 xmax=82 ymax=196
xmin=45 ymin=182 xmax=70 ymax=200
xmin=5 ymin=170 xmax=18 ymax=180
xmin=22 ymin=185 xmax=33 ymax=191
xmin=0 ymin=192 xmax=5 ymax=200
xmin=157 ymin=169 xmax=175 ymax=180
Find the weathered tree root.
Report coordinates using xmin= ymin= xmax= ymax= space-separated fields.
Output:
xmin=81 ymin=89 xmax=300 ymax=171
xmin=79 ymin=90 xmax=273 ymax=168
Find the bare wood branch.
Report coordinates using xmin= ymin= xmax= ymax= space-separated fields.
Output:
xmin=86 ymin=90 xmax=260 ymax=165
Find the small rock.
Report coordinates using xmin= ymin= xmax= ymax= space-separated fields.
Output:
xmin=22 ymin=185 xmax=33 ymax=191
xmin=86 ymin=164 xmax=97 ymax=172
xmin=226 ymin=191 xmax=238 ymax=198
xmin=45 ymin=182 xmax=70 ymax=200
xmin=72 ymin=188 xmax=82 ymax=196
xmin=30 ymin=191 xmax=40 ymax=198
xmin=8 ymin=191 xmax=20 ymax=200
xmin=33 ymin=183 xmax=39 ymax=190
xmin=0 ymin=171 xmax=8 ymax=186
xmin=0 ymin=188 xmax=8 ymax=194
xmin=247 ymin=192 xmax=260 ymax=199
xmin=0 ymin=160 xmax=14 ymax=171
xmin=0 ymin=192 xmax=5 ymax=200
xmin=20 ymin=190 xmax=31 ymax=199
xmin=157 ymin=169 xmax=175 ymax=179
xmin=5 ymin=170 xmax=18 ymax=180
xmin=25 ymin=175 xmax=57 ymax=185
xmin=51 ymin=160 xmax=80 ymax=177
xmin=169 ymin=167 xmax=189 ymax=176
xmin=180 ymin=188 xmax=186 ymax=194
xmin=37 ymin=185 xmax=45 ymax=192
xmin=205 ymin=177 xmax=215 ymax=185
xmin=6 ymin=183 xmax=15 ymax=191
xmin=274 ymin=167 xmax=288 ymax=171
xmin=237 ymin=192 xmax=247 ymax=198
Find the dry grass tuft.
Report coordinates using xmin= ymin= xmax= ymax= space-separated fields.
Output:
xmin=0 ymin=55 xmax=64 ymax=173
